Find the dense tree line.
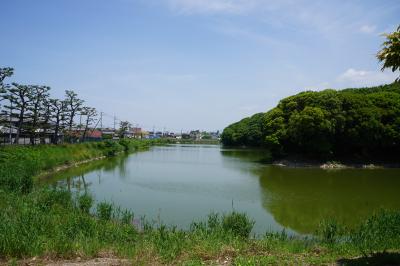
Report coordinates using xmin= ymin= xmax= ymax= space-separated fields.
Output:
xmin=221 ymin=83 xmax=400 ymax=160
xmin=222 ymin=26 xmax=400 ymax=161
xmin=0 ymin=67 xmax=97 ymax=144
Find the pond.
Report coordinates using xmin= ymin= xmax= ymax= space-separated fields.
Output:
xmin=41 ymin=144 xmax=400 ymax=235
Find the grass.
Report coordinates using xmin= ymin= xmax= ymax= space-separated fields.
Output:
xmin=0 ymin=139 xmax=162 ymax=193
xmin=0 ymin=140 xmax=400 ymax=265
xmin=1 ymin=187 xmax=400 ymax=265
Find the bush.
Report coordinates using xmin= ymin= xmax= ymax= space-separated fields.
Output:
xmin=222 ymin=211 xmax=255 ymax=238
xmin=97 ymin=202 xmax=113 ymax=221
xmin=317 ymin=219 xmax=342 ymax=245
xmin=78 ymin=194 xmax=93 ymax=214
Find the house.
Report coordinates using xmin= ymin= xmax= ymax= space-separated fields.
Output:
xmin=101 ymin=128 xmax=115 ymax=139
xmin=190 ymin=130 xmax=201 ymax=140
xmin=182 ymin=133 xmax=191 ymax=139
xmin=131 ymin=127 xmax=143 ymax=138
xmin=86 ymin=130 xmax=102 ymax=140
xmin=122 ymin=130 xmax=134 ymax=138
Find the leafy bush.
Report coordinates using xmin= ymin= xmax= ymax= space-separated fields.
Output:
xmin=78 ymin=194 xmax=93 ymax=214
xmin=222 ymin=212 xmax=255 ymax=239
xmin=97 ymin=202 xmax=113 ymax=221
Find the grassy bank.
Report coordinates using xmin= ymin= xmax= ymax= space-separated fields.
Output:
xmin=0 ymin=139 xmax=162 ymax=193
xmin=1 ymin=141 xmax=400 ymax=265
xmin=1 ymin=189 xmax=400 ymax=265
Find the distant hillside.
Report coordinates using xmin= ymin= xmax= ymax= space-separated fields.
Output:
xmin=221 ymin=83 xmax=400 ymax=161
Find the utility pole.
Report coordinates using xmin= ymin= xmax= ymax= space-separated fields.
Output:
xmin=100 ymin=112 xmax=103 ymax=130
xmin=113 ymin=115 xmax=117 ymax=132
xmin=9 ymin=100 xmax=13 ymax=144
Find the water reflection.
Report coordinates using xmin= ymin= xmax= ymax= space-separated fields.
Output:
xmin=256 ymin=167 xmax=400 ymax=234
xmin=42 ymin=146 xmax=400 ymax=235
xmin=41 ymin=154 xmax=130 ymax=193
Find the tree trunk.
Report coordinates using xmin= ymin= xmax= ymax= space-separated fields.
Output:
xmin=14 ymin=111 xmax=24 ymax=144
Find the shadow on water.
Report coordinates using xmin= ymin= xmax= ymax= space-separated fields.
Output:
xmin=41 ymin=146 xmax=400 ymax=236
xmin=255 ymin=166 xmax=400 ymax=234
xmin=337 ymin=252 xmax=400 ymax=266
xmin=220 ymin=149 xmax=400 ymax=235
xmin=220 ymin=148 xmax=272 ymax=164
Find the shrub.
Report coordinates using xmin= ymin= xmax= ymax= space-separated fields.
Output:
xmin=222 ymin=211 xmax=255 ymax=238
xmin=97 ymin=202 xmax=113 ymax=221
xmin=78 ymin=194 xmax=93 ymax=214
xmin=317 ymin=219 xmax=342 ymax=245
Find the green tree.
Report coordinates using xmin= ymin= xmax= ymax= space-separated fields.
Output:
xmin=222 ymin=83 xmax=400 ymax=160
xmin=26 ymin=86 xmax=50 ymax=145
xmin=65 ymin=90 xmax=84 ymax=130
xmin=0 ymin=67 xmax=14 ymax=108
xmin=287 ymin=106 xmax=334 ymax=155
xmin=377 ymin=25 xmax=400 ymax=81
xmin=118 ymin=121 xmax=131 ymax=138
xmin=0 ymin=67 xmax=13 ymax=85
xmin=39 ymin=98 xmax=52 ymax=144
xmin=3 ymin=84 xmax=32 ymax=144
xmin=81 ymin=107 xmax=97 ymax=141
xmin=50 ymin=99 xmax=67 ymax=144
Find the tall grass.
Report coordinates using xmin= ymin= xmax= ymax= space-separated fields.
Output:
xmin=1 ymin=140 xmax=399 ymax=264
xmin=0 ymin=139 xmax=161 ymax=193
xmin=0 ymin=188 xmax=255 ymax=261
xmin=1 ymin=187 xmax=400 ymax=263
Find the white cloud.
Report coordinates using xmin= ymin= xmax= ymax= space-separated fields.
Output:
xmin=165 ymin=0 xmax=294 ymax=15
xmin=337 ymin=68 xmax=397 ymax=87
xmin=167 ymin=0 xmax=251 ymax=14
xmin=360 ymin=24 xmax=376 ymax=34
xmin=214 ymin=24 xmax=293 ymax=48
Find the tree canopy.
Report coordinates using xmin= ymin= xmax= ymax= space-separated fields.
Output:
xmin=377 ymin=25 xmax=400 ymax=81
xmin=221 ymin=83 xmax=400 ymax=160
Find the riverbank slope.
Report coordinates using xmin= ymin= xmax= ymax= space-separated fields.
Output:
xmin=1 ymin=141 xmax=400 ymax=265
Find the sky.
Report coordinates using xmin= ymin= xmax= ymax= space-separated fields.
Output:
xmin=1 ymin=0 xmax=399 ymax=132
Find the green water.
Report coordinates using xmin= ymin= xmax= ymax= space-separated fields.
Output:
xmin=42 ymin=144 xmax=400 ymax=235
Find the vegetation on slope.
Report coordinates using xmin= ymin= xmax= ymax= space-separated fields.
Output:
xmin=221 ymin=83 xmax=400 ymax=161
xmin=1 ymin=188 xmax=400 ymax=265
xmin=0 ymin=140 xmax=399 ymax=264
xmin=0 ymin=139 xmax=160 ymax=193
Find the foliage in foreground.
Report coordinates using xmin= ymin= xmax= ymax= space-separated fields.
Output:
xmin=1 ymin=188 xmax=400 ymax=264
xmin=221 ymin=83 xmax=400 ymax=161
xmin=0 ymin=140 xmax=399 ymax=264
xmin=377 ymin=25 xmax=400 ymax=82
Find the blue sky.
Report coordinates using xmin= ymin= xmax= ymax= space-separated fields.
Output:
xmin=1 ymin=0 xmax=399 ymax=132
